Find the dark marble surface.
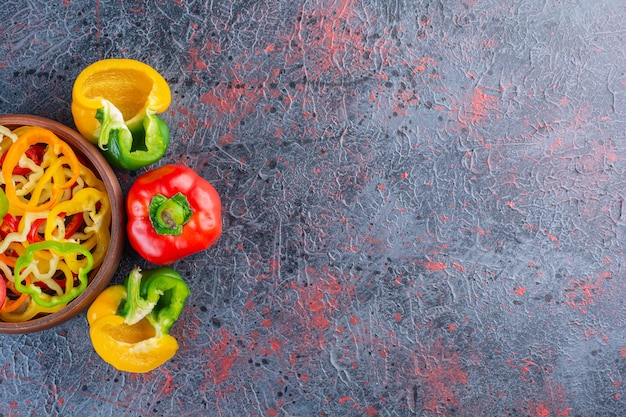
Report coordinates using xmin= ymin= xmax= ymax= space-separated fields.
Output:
xmin=1 ymin=1 xmax=626 ymax=416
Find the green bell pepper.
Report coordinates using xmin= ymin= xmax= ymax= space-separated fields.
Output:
xmin=95 ymin=100 xmax=170 ymax=170
xmin=117 ymin=266 xmax=190 ymax=334
xmin=14 ymin=240 xmax=94 ymax=308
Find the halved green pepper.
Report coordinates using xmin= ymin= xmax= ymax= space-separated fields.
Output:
xmin=118 ymin=266 xmax=190 ymax=333
xmin=95 ymin=100 xmax=170 ymax=170
xmin=88 ymin=266 xmax=190 ymax=373
xmin=14 ymin=240 xmax=94 ymax=308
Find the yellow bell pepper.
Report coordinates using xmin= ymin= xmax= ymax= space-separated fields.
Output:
xmin=71 ymin=58 xmax=171 ymax=170
xmin=87 ymin=267 xmax=189 ymax=373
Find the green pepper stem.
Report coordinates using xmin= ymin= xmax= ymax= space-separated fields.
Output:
xmin=119 ymin=267 xmax=157 ymax=326
xmin=149 ymin=193 xmax=192 ymax=236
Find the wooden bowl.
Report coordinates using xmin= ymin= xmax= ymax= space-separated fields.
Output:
xmin=0 ymin=114 xmax=124 ymax=333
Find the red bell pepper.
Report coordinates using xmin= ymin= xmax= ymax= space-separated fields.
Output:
xmin=126 ymin=164 xmax=222 ymax=265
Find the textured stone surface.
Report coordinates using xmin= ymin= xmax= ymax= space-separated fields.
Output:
xmin=1 ymin=0 xmax=626 ymax=416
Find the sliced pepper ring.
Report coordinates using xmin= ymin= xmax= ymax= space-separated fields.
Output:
xmin=45 ymin=187 xmax=111 ymax=267
xmin=2 ymin=127 xmax=81 ymax=213
xmin=13 ymin=241 xmax=94 ymax=308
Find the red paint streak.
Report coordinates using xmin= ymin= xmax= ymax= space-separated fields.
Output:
xmin=536 ymin=403 xmax=550 ymax=417
xmin=564 ymin=277 xmax=604 ymax=316
xmin=198 ymin=70 xmax=263 ymax=132
xmin=203 ymin=328 xmax=241 ymax=385
xmin=297 ymin=0 xmax=365 ymax=74
xmin=312 ymin=310 xmax=330 ymax=330
xmin=363 ymin=406 xmax=378 ymax=417
xmin=422 ymin=260 xmax=447 ymax=271
xmin=513 ymin=286 xmax=527 ymax=296
xmin=175 ymin=104 xmax=213 ymax=140
xmin=291 ymin=270 xmax=353 ymax=332
xmin=413 ymin=57 xmax=437 ymax=74
xmin=517 ymin=380 xmax=573 ymax=417
xmin=188 ymin=47 xmax=208 ymax=71
xmin=469 ymin=87 xmax=498 ymax=123
xmin=269 ymin=338 xmax=282 ymax=351
xmin=453 ymin=87 xmax=498 ymax=128
xmin=453 ymin=263 xmax=465 ymax=272
xmin=218 ymin=132 xmax=235 ymax=147
xmin=620 ymin=347 xmax=626 ymax=358
xmin=158 ymin=369 xmax=175 ymax=396
xmin=414 ymin=340 xmax=468 ymax=416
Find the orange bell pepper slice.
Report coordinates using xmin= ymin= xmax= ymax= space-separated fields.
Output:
xmin=1 ymin=127 xmax=81 ymax=213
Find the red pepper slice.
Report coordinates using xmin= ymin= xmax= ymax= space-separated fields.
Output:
xmin=24 ymin=143 xmax=46 ymax=166
xmin=64 ymin=212 xmax=84 ymax=238
xmin=0 ymin=143 xmax=47 ymax=175
xmin=0 ymin=213 xmax=20 ymax=238
xmin=126 ymin=164 xmax=222 ymax=265
xmin=34 ymin=275 xmax=68 ymax=292
xmin=27 ymin=218 xmax=46 ymax=243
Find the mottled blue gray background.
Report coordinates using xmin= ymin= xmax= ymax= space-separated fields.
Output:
xmin=1 ymin=0 xmax=626 ymax=416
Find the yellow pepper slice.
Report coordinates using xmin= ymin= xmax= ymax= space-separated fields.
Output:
xmin=71 ymin=58 xmax=171 ymax=143
xmin=0 ymin=297 xmax=64 ymax=322
xmin=45 ymin=187 xmax=111 ymax=267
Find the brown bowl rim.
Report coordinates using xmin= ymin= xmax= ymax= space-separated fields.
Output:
xmin=0 ymin=114 xmax=125 ymax=334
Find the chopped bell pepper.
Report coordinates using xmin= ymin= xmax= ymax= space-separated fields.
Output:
xmin=0 ymin=188 xmax=8 ymax=219
xmin=45 ymin=187 xmax=112 ymax=268
xmin=0 ymin=297 xmax=64 ymax=322
xmin=1 ymin=127 xmax=81 ymax=213
xmin=13 ymin=240 xmax=95 ymax=308
xmin=87 ymin=266 xmax=190 ymax=373
xmin=126 ymin=164 xmax=222 ymax=265
xmin=0 ymin=276 xmax=5 ymax=312
xmin=71 ymin=58 xmax=172 ymax=170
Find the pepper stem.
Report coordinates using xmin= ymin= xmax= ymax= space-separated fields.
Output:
xmin=149 ymin=193 xmax=192 ymax=235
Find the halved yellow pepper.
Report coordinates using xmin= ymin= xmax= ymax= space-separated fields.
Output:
xmin=71 ymin=58 xmax=171 ymax=144
xmin=87 ymin=267 xmax=188 ymax=373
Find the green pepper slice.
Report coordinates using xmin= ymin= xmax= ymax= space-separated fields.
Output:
xmin=14 ymin=241 xmax=94 ymax=308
